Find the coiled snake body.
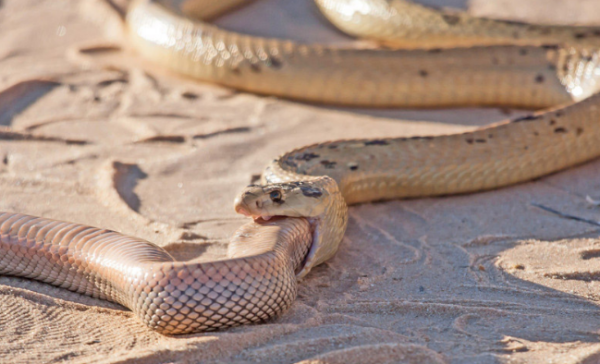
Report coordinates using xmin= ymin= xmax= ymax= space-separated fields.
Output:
xmin=3 ymin=0 xmax=600 ymax=334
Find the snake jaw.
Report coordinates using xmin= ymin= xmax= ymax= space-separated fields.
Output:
xmin=234 ymin=203 xmax=272 ymax=221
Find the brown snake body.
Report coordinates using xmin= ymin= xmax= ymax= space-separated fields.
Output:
xmin=2 ymin=0 xmax=600 ymax=334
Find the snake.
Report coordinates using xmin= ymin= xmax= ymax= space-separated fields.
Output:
xmin=2 ymin=0 xmax=600 ymax=335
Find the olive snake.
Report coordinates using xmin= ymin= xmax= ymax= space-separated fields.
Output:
xmin=2 ymin=0 xmax=600 ymax=334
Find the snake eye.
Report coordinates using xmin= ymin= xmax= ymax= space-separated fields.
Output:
xmin=269 ymin=190 xmax=282 ymax=203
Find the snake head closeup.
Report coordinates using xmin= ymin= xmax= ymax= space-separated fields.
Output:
xmin=234 ymin=176 xmax=348 ymax=279
xmin=234 ymin=181 xmax=329 ymax=221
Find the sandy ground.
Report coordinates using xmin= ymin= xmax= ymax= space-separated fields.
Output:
xmin=2 ymin=0 xmax=600 ymax=363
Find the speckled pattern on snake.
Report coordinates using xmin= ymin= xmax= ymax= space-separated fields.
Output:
xmin=2 ymin=0 xmax=600 ymax=335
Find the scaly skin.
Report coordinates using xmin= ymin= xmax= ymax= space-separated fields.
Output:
xmin=1 ymin=0 xmax=600 ymax=334
xmin=0 ymin=213 xmax=311 ymax=334
xmin=126 ymin=0 xmax=600 ymax=107
xmin=256 ymin=94 xmax=600 ymax=274
xmin=315 ymin=0 xmax=600 ymax=48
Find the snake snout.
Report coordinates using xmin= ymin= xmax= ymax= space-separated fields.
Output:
xmin=233 ymin=196 xmax=251 ymax=216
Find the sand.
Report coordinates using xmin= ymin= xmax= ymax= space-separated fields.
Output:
xmin=1 ymin=0 xmax=600 ymax=363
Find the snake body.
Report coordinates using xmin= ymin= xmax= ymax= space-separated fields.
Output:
xmin=0 ymin=213 xmax=312 ymax=334
xmin=2 ymin=0 xmax=600 ymax=334
xmin=126 ymin=0 xmax=600 ymax=107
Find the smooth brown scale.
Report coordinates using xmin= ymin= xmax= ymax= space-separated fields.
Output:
xmin=316 ymin=0 xmax=600 ymax=49
xmin=274 ymin=91 xmax=600 ymax=204
xmin=127 ymin=0 xmax=600 ymax=108
xmin=0 ymin=212 xmax=311 ymax=334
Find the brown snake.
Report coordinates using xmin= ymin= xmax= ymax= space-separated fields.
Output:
xmin=2 ymin=0 xmax=600 ymax=335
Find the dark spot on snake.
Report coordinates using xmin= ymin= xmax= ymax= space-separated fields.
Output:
xmin=181 ymin=91 xmax=199 ymax=100
xmin=465 ymin=138 xmax=474 ymax=144
xmin=410 ymin=136 xmax=434 ymax=140
xmin=269 ymin=57 xmax=282 ymax=69
xmin=524 ymin=146 xmax=529 ymax=150
xmin=250 ymin=63 xmax=261 ymax=73
xmin=512 ymin=115 xmax=539 ymax=123
xmin=549 ymin=119 xmax=556 ymax=125
xmin=576 ymin=127 xmax=584 ymax=136
xmin=2 ymin=155 xmax=7 ymax=165
xmin=488 ymin=134 xmax=493 ymax=139
xmin=503 ymin=19 xmax=530 ymax=27
xmin=364 ymin=140 xmax=389 ymax=146
xmin=296 ymin=153 xmax=320 ymax=161
xmin=491 ymin=57 xmax=500 ymax=65
xmin=328 ymin=144 xmax=338 ymax=149
xmin=300 ymin=186 xmax=323 ymax=198
xmin=575 ymin=32 xmax=587 ymax=39
xmin=349 ymin=165 xmax=359 ymax=171
xmin=475 ymin=139 xmax=486 ymax=143
xmin=554 ymin=127 xmax=567 ymax=133
xmin=428 ymin=48 xmax=443 ymax=53
xmin=542 ymin=45 xmax=560 ymax=50
xmin=519 ymin=49 xmax=528 ymax=56
xmin=97 ymin=79 xmax=127 ymax=88
xmin=284 ymin=159 xmax=298 ymax=168
xmin=548 ymin=63 xmax=557 ymax=71
xmin=442 ymin=14 xmax=460 ymax=25
xmin=556 ymin=111 xmax=563 ymax=117
xmin=535 ymin=74 xmax=545 ymax=83
xmin=583 ymin=55 xmax=594 ymax=62
xmin=320 ymin=160 xmax=337 ymax=169
xmin=533 ymin=131 xmax=539 ymax=136
xmin=231 ymin=67 xmax=241 ymax=75
xmin=419 ymin=70 xmax=428 ymax=77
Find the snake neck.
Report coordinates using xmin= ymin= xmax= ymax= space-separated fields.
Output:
xmin=296 ymin=177 xmax=348 ymax=279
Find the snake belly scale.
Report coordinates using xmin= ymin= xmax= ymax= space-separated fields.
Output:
xmin=1 ymin=0 xmax=600 ymax=334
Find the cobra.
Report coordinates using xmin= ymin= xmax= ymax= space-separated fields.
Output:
xmin=2 ymin=0 xmax=600 ymax=335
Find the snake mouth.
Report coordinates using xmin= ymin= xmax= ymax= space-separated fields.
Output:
xmin=235 ymin=207 xmax=275 ymax=222
xmin=235 ymin=203 xmax=288 ymax=223
xmin=252 ymin=215 xmax=273 ymax=221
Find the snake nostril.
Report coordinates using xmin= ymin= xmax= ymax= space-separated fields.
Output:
xmin=255 ymin=201 xmax=260 ymax=208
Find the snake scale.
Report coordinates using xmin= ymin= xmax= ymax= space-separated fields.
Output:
xmin=2 ymin=0 xmax=600 ymax=334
